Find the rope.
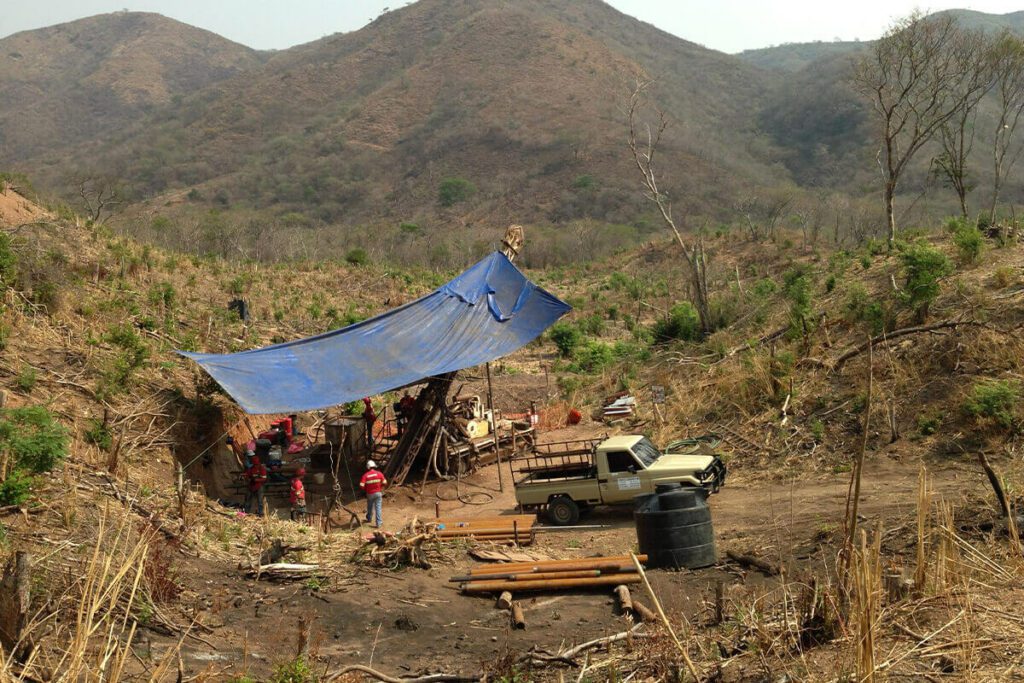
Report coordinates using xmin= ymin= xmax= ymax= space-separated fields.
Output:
xmin=435 ymin=480 xmax=493 ymax=505
xmin=181 ymin=427 xmax=232 ymax=471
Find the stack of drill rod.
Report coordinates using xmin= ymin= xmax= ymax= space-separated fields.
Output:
xmin=453 ymin=554 xmax=647 ymax=593
xmin=433 ymin=515 xmax=536 ymax=545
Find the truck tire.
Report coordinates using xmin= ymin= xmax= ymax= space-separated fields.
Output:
xmin=547 ymin=496 xmax=580 ymax=526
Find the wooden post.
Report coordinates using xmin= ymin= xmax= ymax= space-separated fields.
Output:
xmin=714 ymin=579 xmax=724 ymax=625
xmin=486 ymin=362 xmax=503 ymax=493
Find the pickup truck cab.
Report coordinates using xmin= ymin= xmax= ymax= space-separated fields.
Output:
xmin=512 ymin=435 xmax=726 ymax=525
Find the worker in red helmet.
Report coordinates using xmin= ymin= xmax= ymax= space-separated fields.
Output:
xmin=243 ymin=455 xmax=267 ymax=516
xmin=290 ymin=467 xmax=307 ymax=522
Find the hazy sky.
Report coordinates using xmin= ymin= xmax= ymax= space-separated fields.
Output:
xmin=2 ymin=1 xmax=1022 ymax=53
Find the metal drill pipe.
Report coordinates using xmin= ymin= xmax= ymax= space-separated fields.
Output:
xmin=455 ymin=563 xmax=637 ymax=581
xmin=467 ymin=555 xmax=647 ymax=575
xmin=461 ymin=574 xmax=642 ymax=593
xmin=452 ymin=569 xmax=606 ymax=582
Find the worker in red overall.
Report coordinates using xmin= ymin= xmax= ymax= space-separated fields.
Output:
xmin=362 ymin=397 xmax=377 ymax=451
xmin=360 ymin=460 xmax=387 ymax=528
xmin=397 ymin=391 xmax=416 ymax=436
xmin=289 ymin=467 xmax=307 ymax=522
xmin=244 ymin=456 xmax=267 ymax=515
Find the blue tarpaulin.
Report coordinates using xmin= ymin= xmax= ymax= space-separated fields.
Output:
xmin=179 ymin=252 xmax=571 ymax=414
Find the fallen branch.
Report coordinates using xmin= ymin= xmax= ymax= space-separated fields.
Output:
xmin=558 ymin=623 xmax=645 ymax=660
xmin=325 ymin=665 xmax=477 ymax=683
xmin=832 ymin=320 xmax=990 ymax=371
xmin=725 ymin=550 xmax=780 ymax=576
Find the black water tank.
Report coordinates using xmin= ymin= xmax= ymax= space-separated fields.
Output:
xmin=634 ymin=483 xmax=716 ymax=569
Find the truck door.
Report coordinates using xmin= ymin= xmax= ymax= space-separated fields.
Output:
xmin=598 ymin=450 xmax=643 ymax=503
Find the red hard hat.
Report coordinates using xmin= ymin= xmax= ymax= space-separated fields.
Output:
xmin=296 ymin=467 xmax=306 ymax=476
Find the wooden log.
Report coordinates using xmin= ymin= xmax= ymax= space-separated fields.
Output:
xmin=511 ymin=601 xmax=526 ymax=629
xmin=631 ymin=599 xmax=657 ymax=623
xmin=496 ymin=591 xmax=513 ymax=610
xmin=725 ymin=550 xmax=780 ymax=576
xmin=614 ymin=585 xmax=633 ymax=615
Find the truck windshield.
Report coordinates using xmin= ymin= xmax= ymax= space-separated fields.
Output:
xmin=632 ymin=438 xmax=661 ymax=468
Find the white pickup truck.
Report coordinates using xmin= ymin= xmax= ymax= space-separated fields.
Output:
xmin=511 ymin=435 xmax=726 ymax=525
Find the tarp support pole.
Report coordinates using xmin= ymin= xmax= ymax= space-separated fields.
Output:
xmin=486 ymin=362 xmax=503 ymax=493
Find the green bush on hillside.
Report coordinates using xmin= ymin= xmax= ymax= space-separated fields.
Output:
xmin=947 ymin=218 xmax=983 ymax=265
xmin=0 ymin=406 xmax=69 ymax=506
xmin=345 ymin=248 xmax=369 ymax=266
xmin=0 ymin=232 xmax=16 ymax=284
xmin=651 ymin=302 xmax=700 ymax=343
xmin=549 ymin=322 xmax=581 ymax=357
xmin=963 ymin=379 xmax=1019 ymax=429
xmin=898 ymin=241 xmax=952 ymax=322
xmin=438 ymin=177 xmax=476 ymax=207
xmin=782 ymin=264 xmax=814 ymax=335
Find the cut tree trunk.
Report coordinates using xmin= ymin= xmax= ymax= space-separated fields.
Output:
xmin=0 ymin=551 xmax=31 ymax=660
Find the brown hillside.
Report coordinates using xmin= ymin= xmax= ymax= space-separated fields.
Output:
xmin=0 ymin=12 xmax=262 ymax=162
xmin=14 ymin=0 xmax=785 ymax=249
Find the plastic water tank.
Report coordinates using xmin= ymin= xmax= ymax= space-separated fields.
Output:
xmin=634 ymin=483 xmax=716 ymax=569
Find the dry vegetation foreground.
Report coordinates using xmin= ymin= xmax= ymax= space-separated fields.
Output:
xmin=2 ymin=188 xmax=1024 ymax=681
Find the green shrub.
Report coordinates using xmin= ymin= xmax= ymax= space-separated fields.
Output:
xmin=652 ymin=302 xmax=700 ymax=343
xmin=750 ymin=277 xmax=778 ymax=298
xmin=16 ymin=365 xmax=36 ymax=392
xmin=0 ymin=406 xmax=69 ymax=474
xmin=993 ymin=266 xmax=1017 ymax=289
xmin=947 ymin=218 xmax=983 ymax=264
xmin=782 ymin=265 xmax=814 ymax=334
xmin=269 ymin=656 xmax=314 ymax=683
xmin=568 ymin=339 xmax=614 ymax=373
xmin=549 ymin=322 xmax=581 ymax=357
xmin=104 ymin=324 xmax=149 ymax=366
xmin=0 ymin=321 xmax=9 ymax=351
xmin=84 ymin=419 xmax=114 ymax=451
xmin=438 ymin=177 xmax=476 ymax=207
xmin=577 ymin=314 xmax=604 ymax=336
xmin=147 ymin=282 xmax=176 ymax=310
xmin=0 ymin=232 xmax=16 ymax=284
xmin=572 ymin=174 xmax=597 ymax=190
xmin=345 ymin=248 xmax=369 ymax=266
xmin=226 ymin=274 xmax=249 ymax=295
xmin=963 ymin=379 xmax=1019 ymax=429
xmin=0 ymin=469 xmax=33 ymax=506
xmin=828 ymin=250 xmax=852 ymax=276
xmin=917 ymin=414 xmax=941 ymax=436
xmin=898 ymin=241 xmax=952 ymax=322
xmin=810 ymin=419 xmax=825 ymax=442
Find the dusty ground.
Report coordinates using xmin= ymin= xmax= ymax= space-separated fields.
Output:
xmin=161 ymin=426 xmax=989 ymax=680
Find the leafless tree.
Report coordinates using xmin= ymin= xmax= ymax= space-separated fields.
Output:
xmin=988 ymin=31 xmax=1024 ymax=223
xmin=75 ymin=176 xmax=123 ymax=224
xmin=738 ymin=190 xmax=795 ymax=242
xmin=626 ymin=78 xmax=711 ymax=337
xmin=853 ymin=11 xmax=992 ymax=247
xmin=935 ymin=96 xmax=983 ymax=220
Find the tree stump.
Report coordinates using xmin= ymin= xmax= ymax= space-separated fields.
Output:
xmin=0 ymin=551 xmax=31 ymax=660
